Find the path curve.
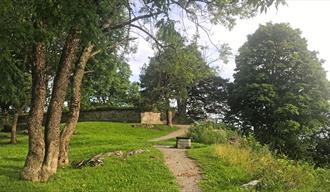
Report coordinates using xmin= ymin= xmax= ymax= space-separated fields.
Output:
xmin=150 ymin=125 xmax=190 ymax=142
xmin=152 ymin=125 xmax=202 ymax=192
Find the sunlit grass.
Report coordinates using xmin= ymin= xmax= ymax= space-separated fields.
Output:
xmin=215 ymin=143 xmax=273 ymax=174
xmin=189 ymin=144 xmax=330 ymax=192
xmin=0 ymin=122 xmax=179 ymax=192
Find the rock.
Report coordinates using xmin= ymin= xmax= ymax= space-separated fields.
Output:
xmin=242 ymin=179 xmax=261 ymax=189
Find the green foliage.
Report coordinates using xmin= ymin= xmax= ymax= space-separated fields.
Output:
xmin=140 ymin=0 xmax=285 ymax=30
xmin=140 ymin=40 xmax=214 ymax=112
xmin=81 ymin=57 xmax=134 ymax=108
xmin=187 ymin=76 xmax=229 ymax=121
xmin=0 ymin=122 xmax=178 ymax=191
xmin=187 ymin=121 xmax=237 ymax=144
xmin=0 ymin=0 xmax=33 ymax=109
xmin=227 ymin=23 xmax=330 ymax=162
xmin=1 ymin=0 xmax=286 ymax=113
xmin=312 ymin=128 xmax=330 ymax=167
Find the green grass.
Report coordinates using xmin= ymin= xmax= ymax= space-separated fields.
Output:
xmin=188 ymin=145 xmax=330 ymax=192
xmin=0 ymin=122 xmax=179 ymax=192
xmin=188 ymin=146 xmax=249 ymax=192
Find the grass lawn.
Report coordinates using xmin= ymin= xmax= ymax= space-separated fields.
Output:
xmin=0 ymin=122 xmax=179 ymax=192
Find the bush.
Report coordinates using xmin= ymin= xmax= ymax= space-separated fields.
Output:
xmin=187 ymin=121 xmax=237 ymax=144
xmin=313 ymin=131 xmax=330 ymax=168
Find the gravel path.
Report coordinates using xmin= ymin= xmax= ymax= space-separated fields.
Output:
xmin=152 ymin=125 xmax=202 ymax=192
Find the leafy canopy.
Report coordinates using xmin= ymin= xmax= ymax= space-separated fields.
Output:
xmin=227 ymin=23 xmax=330 ymax=161
xmin=140 ymin=34 xmax=214 ymax=111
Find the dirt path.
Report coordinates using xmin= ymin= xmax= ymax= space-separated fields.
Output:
xmin=152 ymin=125 xmax=202 ymax=192
xmin=150 ymin=125 xmax=190 ymax=142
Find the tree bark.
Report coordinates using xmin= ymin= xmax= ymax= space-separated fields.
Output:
xmin=21 ymin=42 xmax=47 ymax=181
xmin=59 ymin=44 xmax=94 ymax=166
xmin=39 ymin=29 xmax=80 ymax=181
xmin=11 ymin=107 xmax=22 ymax=144
xmin=166 ymin=109 xmax=173 ymax=127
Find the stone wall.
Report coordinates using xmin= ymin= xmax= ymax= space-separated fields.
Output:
xmin=12 ymin=109 xmax=167 ymax=131
xmin=16 ymin=108 xmax=141 ymax=125
xmin=140 ymin=112 xmax=163 ymax=124
xmin=77 ymin=109 xmax=140 ymax=123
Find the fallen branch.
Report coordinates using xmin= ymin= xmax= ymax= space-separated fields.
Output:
xmin=72 ymin=149 xmax=149 ymax=168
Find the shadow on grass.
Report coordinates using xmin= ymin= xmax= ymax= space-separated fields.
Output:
xmin=2 ymin=156 xmax=25 ymax=162
xmin=0 ymin=165 xmax=21 ymax=180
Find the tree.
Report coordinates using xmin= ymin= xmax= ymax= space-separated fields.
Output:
xmin=227 ymin=23 xmax=330 ymax=161
xmin=0 ymin=2 xmax=32 ymax=143
xmin=81 ymin=55 xmax=133 ymax=108
xmin=1 ymin=0 xmax=284 ymax=181
xmin=187 ymin=76 xmax=229 ymax=121
xmin=140 ymin=39 xmax=214 ymax=124
xmin=10 ymin=73 xmax=31 ymax=144
xmin=15 ymin=1 xmax=125 ymax=181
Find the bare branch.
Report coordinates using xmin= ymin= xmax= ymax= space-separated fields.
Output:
xmin=106 ymin=11 xmax=162 ymax=31
xmin=130 ymin=24 xmax=165 ymax=49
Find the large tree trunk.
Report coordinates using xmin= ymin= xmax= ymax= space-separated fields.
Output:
xmin=39 ymin=29 xmax=80 ymax=181
xmin=59 ymin=44 xmax=94 ymax=166
xmin=11 ymin=107 xmax=22 ymax=144
xmin=166 ymin=109 xmax=173 ymax=127
xmin=21 ymin=42 xmax=47 ymax=181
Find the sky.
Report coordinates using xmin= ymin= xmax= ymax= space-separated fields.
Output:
xmin=127 ymin=0 xmax=330 ymax=82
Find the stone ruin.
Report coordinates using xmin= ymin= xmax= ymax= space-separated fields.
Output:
xmin=140 ymin=112 xmax=163 ymax=125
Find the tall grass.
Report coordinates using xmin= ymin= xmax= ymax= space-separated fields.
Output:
xmin=215 ymin=144 xmax=320 ymax=191
xmin=187 ymin=121 xmax=330 ymax=191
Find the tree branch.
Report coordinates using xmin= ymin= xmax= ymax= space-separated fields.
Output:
xmin=106 ymin=11 xmax=162 ymax=31
xmin=130 ymin=24 xmax=165 ymax=48
xmin=90 ymin=37 xmax=137 ymax=57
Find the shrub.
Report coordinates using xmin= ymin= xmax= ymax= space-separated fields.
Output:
xmin=187 ymin=121 xmax=237 ymax=144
